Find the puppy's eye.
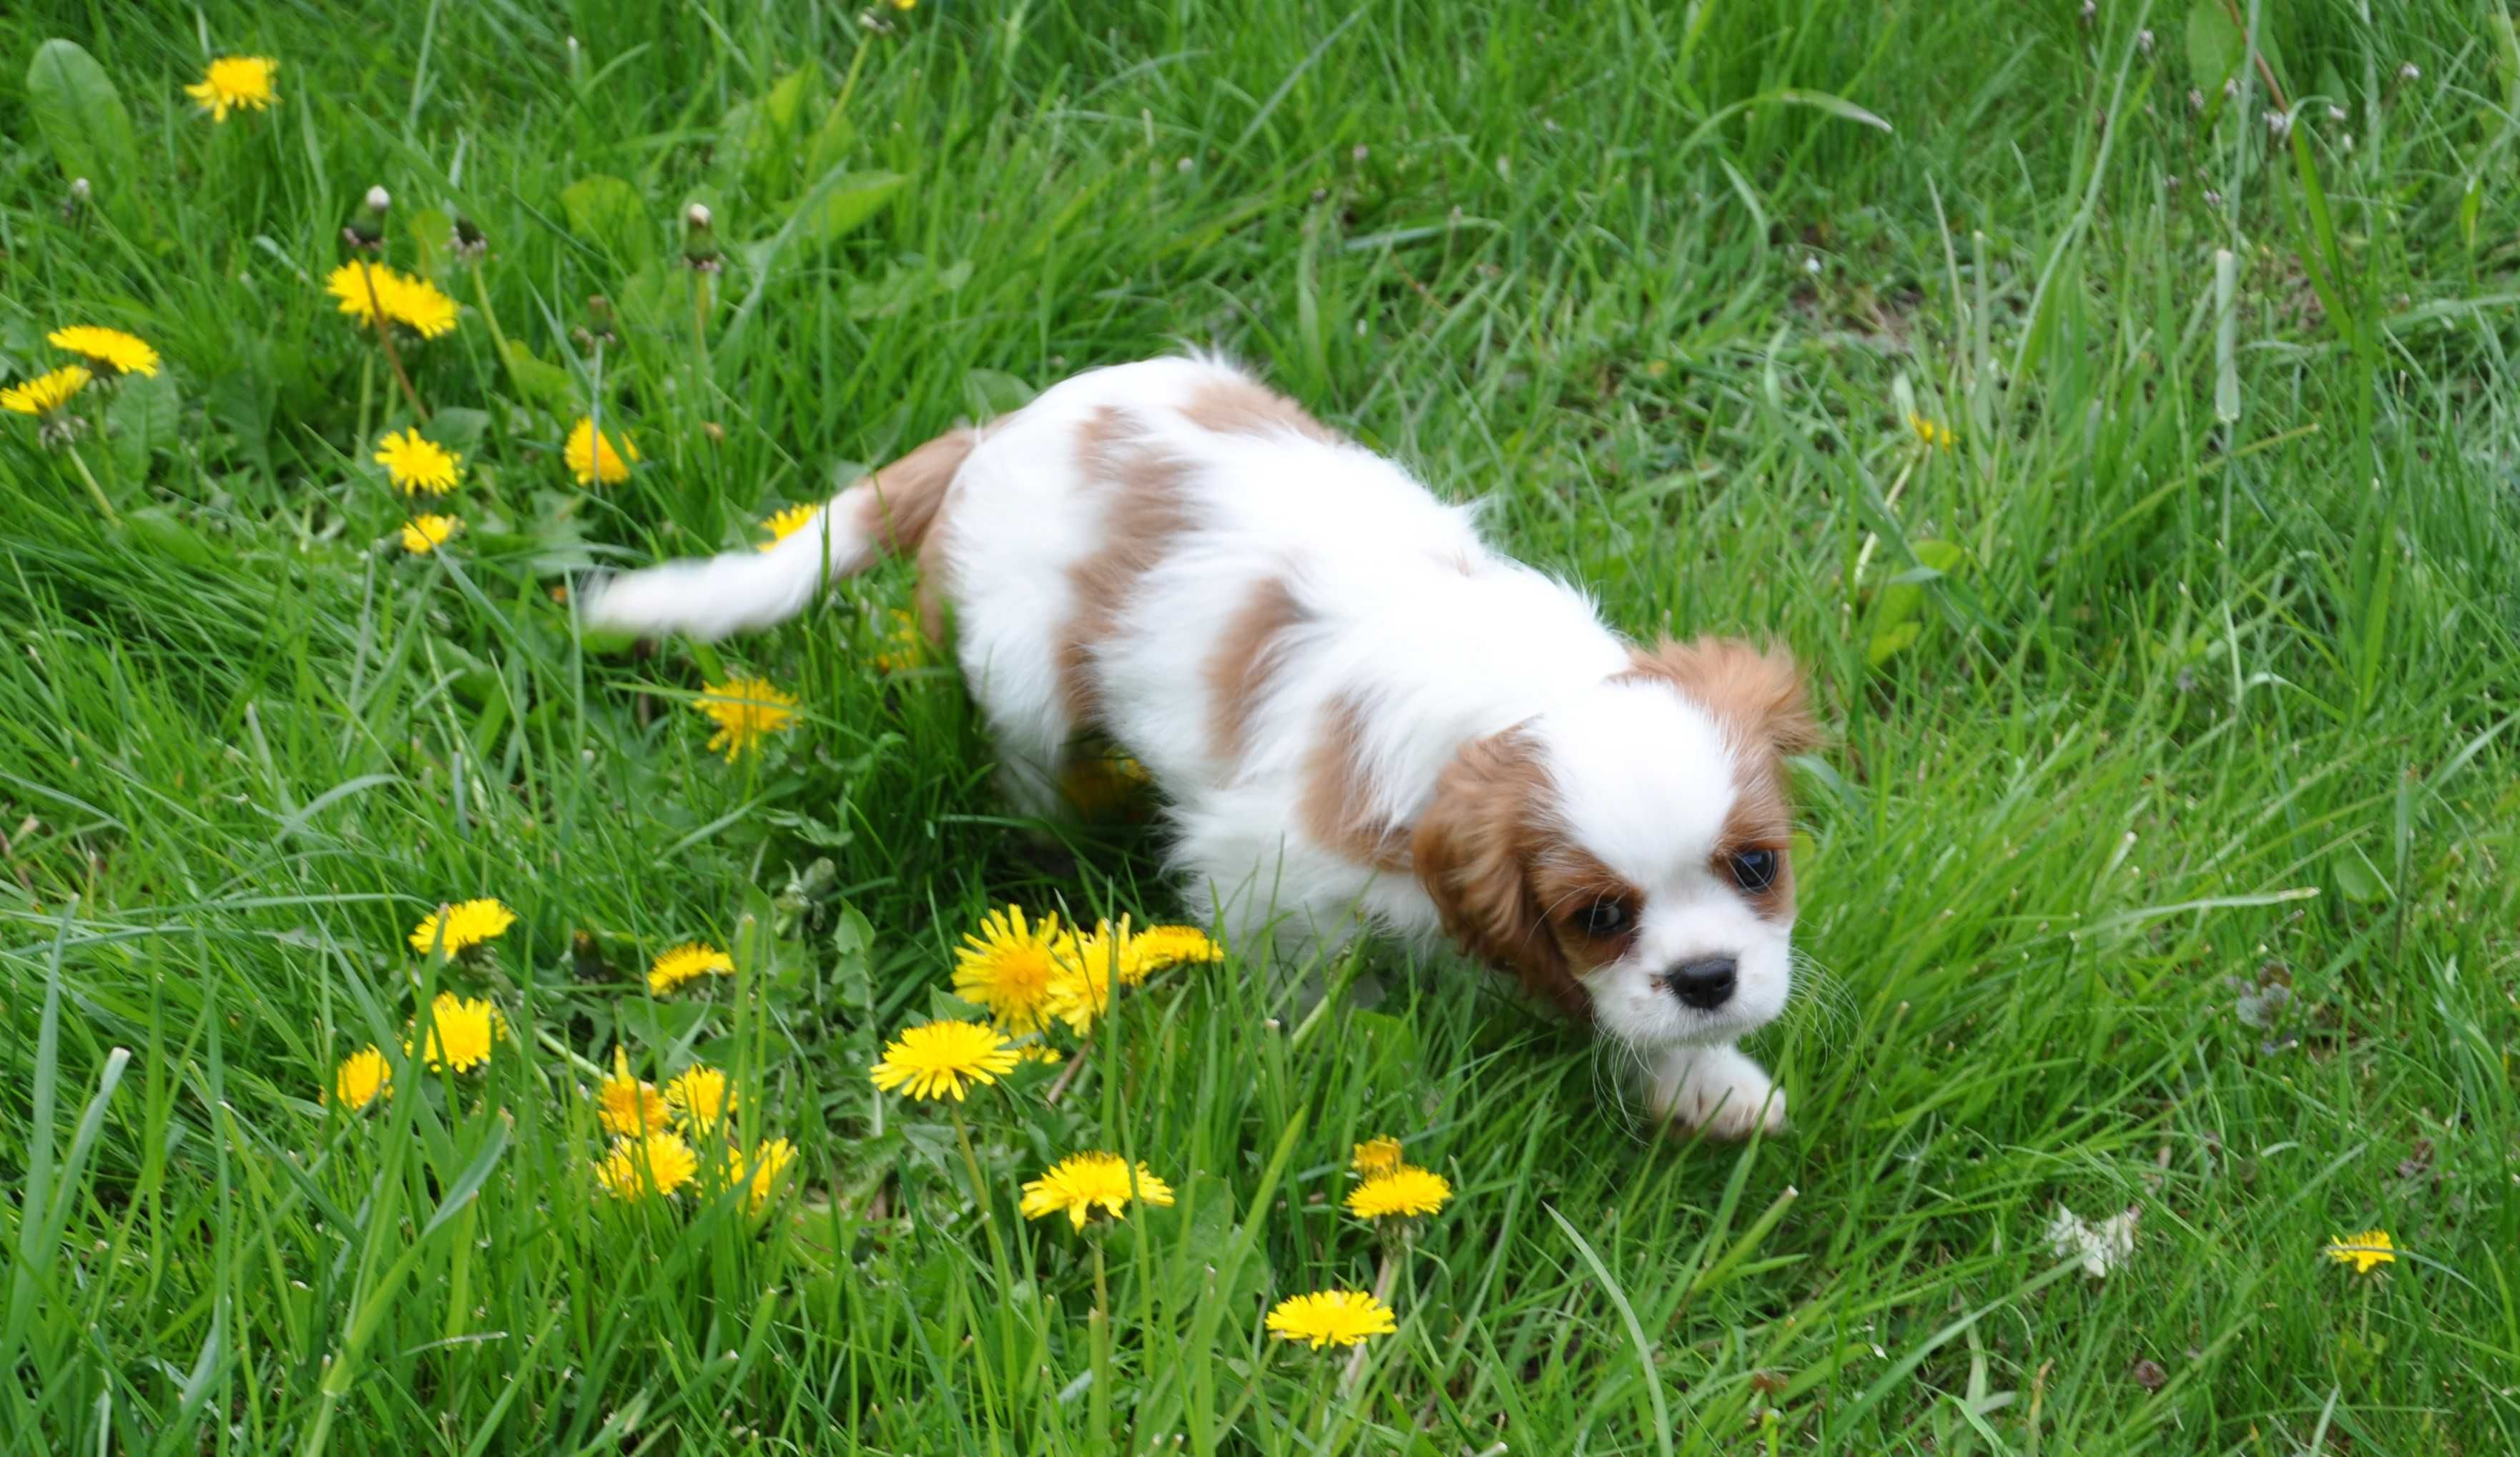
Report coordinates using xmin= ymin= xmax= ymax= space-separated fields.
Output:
xmin=1581 ymin=901 xmax=1633 ymax=937
xmin=1728 ymin=849 xmax=1780 ymax=892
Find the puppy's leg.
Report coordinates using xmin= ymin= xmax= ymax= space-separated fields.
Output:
xmin=1651 ymin=1043 xmax=1786 ymax=1139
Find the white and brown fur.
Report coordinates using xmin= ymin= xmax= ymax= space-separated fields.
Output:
xmin=586 ymin=355 xmax=1816 ymax=1136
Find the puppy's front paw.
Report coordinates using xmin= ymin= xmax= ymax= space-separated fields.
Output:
xmin=1652 ymin=1044 xmax=1786 ymax=1140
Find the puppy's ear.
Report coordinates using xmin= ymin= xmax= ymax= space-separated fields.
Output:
xmin=1628 ymin=636 xmax=1820 ymax=756
xmin=1410 ymin=731 xmax=1588 ymax=1020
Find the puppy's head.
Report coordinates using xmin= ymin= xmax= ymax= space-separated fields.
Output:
xmin=1412 ymin=638 xmax=1817 ymax=1048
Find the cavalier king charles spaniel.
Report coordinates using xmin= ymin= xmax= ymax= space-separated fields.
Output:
xmin=588 ymin=355 xmax=1816 ymax=1137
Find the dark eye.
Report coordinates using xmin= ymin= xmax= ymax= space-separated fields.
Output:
xmin=1581 ymin=901 xmax=1633 ymax=937
xmin=1728 ymin=849 xmax=1779 ymax=893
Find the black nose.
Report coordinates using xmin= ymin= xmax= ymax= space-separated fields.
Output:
xmin=1665 ymin=957 xmax=1738 ymax=1010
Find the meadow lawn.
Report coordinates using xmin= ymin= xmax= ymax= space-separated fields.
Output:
xmin=4 ymin=0 xmax=2519 ymax=1452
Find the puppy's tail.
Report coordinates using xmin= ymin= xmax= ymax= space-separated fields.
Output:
xmin=581 ymin=429 xmax=974 ymax=641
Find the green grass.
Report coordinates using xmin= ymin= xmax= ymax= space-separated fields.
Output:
xmin=4 ymin=0 xmax=2519 ymax=1451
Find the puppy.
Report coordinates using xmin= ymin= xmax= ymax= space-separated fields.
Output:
xmin=586 ymin=356 xmax=1816 ymax=1137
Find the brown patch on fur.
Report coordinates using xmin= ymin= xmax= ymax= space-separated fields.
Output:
xmin=1527 ymin=847 xmax=1647 ymax=976
xmin=1058 ymin=409 xmax=1193 ymax=724
xmin=1301 ymin=697 xmax=1411 ymax=870
xmin=1206 ymin=577 xmax=1307 ymax=762
xmin=1624 ymin=637 xmax=1817 ymax=922
xmin=1181 ymin=376 xmax=1344 ymax=446
xmin=853 ymin=428 xmax=975 ymax=555
xmin=1409 ymin=730 xmax=1592 ymax=1020
xmin=837 ymin=428 xmax=981 ymax=644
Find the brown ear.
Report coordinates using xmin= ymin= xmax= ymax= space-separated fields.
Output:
xmin=1409 ymin=731 xmax=1590 ymax=1021
xmin=1627 ymin=636 xmax=1820 ymax=756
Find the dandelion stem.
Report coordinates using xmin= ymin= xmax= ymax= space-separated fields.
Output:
xmin=468 ymin=263 xmax=525 ymax=402
xmin=1042 ymin=1039 xmax=1091 ymax=1105
xmin=945 ymin=1103 xmax=1027 ymax=1423
xmin=1338 ymin=1249 xmax=1399 ymax=1396
xmin=1088 ymin=1237 xmax=1115 ymax=1446
xmin=360 ymin=264 xmax=429 ymax=423
xmin=63 ymin=443 xmax=121 ymax=528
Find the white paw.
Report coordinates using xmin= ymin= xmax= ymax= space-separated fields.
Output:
xmin=1652 ymin=1044 xmax=1787 ymax=1140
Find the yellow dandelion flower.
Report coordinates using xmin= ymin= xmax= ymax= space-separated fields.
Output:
xmin=408 ymin=992 xmax=501 ymax=1073
xmin=48 ymin=326 xmax=160 ymax=378
xmin=400 ymin=513 xmax=461 ymax=555
xmin=758 ymin=503 xmax=821 ymax=551
xmin=325 ymin=263 xmax=456 ymax=338
xmin=1346 ymin=1165 xmax=1452 ymax=1220
xmin=952 ymin=905 xmax=1070 ymax=1036
xmin=867 ymin=1019 xmax=1020 ymax=1102
xmin=1018 ymin=1151 xmax=1177 ymax=1230
xmin=185 ymin=55 xmax=279 ymax=122
xmin=565 ymin=416 xmax=639 ymax=485
xmin=327 ymin=261 xmax=395 ymax=329
xmin=383 ymin=272 xmax=459 ymax=339
xmin=597 ymin=1048 xmax=672 ymax=1136
xmin=1265 ymin=1290 xmax=1397 ymax=1349
xmin=374 ymin=428 xmax=461 ymax=495
xmin=596 ymin=1130 xmax=701 ymax=1200
xmin=1131 ymin=924 xmax=1224 ymax=973
xmin=1045 ymin=919 xmax=1142 ymax=1035
xmin=695 ymin=676 xmax=799 ymax=761
xmin=1908 ymin=413 xmax=1954 ymax=450
xmin=2327 ymin=1229 xmax=2397 ymax=1275
xmin=1352 ymin=1136 xmax=1404 ymax=1176
xmin=408 ymin=898 xmax=515 ymax=955
xmin=648 ymin=941 xmax=735 ymax=995
xmin=1013 ymin=1043 xmax=1064 ymax=1065
xmin=726 ymin=1137 xmax=797 ymax=1212
xmin=330 ymin=1045 xmax=391 ymax=1111
xmin=665 ymin=1065 xmax=734 ymax=1130
xmin=1 ymin=365 xmax=91 ymax=416
xmin=871 ymin=609 xmax=925 ymax=673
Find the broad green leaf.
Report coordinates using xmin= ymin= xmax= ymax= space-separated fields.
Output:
xmin=960 ymin=365 xmax=1033 ymax=417
xmin=105 ymin=372 xmax=179 ymax=480
xmin=2185 ymin=1 xmax=2246 ymax=93
xmin=2332 ymin=849 xmax=2386 ymax=903
xmin=500 ymin=340 xmax=577 ymax=413
xmin=1876 ymin=538 xmax=1967 ymax=629
xmin=426 ymin=406 xmax=490 ymax=452
xmin=802 ymin=171 xmax=907 ymax=247
xmin=407 ymin=207 xmax=451 ymax=276
xmin=735 ymin=69 xmax=815 ymax=196
xmin=2185 ymin=0 xmax=2286 ymax=97
xmin=560 ymin=174 xmax=654 ymax=267
xmin=1866 ymin=620 xmax=1922 ymax=668
xmin=122 ymin=506 xmax=219 ymax=568
xmin=24 ymin=40 xmax=138 ymax=200
xmin=802 ymin=97 xmax=858 ymax=182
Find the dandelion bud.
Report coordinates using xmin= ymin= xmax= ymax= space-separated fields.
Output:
xmin=576 ymin=294 xmax=616 ymax=347
xmin=2136 ymin=28 xmax=2153 ymax=54
xmin=345 ymin=188 xmax=388 ymax=251
xmin=681 ymin=202 xmax=722 ymax=273
xmin=2265 ymin=109 xmax=2292 ymax=142
xmin=2396 ymin=61 xmax=2420 ymax=83
xmin=702 ymin=421 xmax=726 ymax=444
xmin=452 ymin=214 xmax=488 ymax=262
xmin=70 ymin=176 xmax=92 ymax=201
